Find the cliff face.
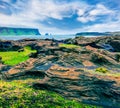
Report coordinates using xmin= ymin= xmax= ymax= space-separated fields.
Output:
xmin=76 ymin=32 xmax=120 ymax=36
xmin=0 ymin=27 xmax=41 ymax=35
xmin=75 ymin=32 xmax=110 ymax=36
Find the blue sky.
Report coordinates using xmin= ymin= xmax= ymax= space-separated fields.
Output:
xmin=0 ymin=0 xmax=120 ymax=34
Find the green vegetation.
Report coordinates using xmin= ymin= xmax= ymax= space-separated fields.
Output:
xmin=0 ymin=46 xmax=36 ymax=66
xmin=59 ymin=44 xmax=80 ymax=49
xmin=0 ymin=79 xmax=101 ymax=108
xmin=95 ymin=67 xmax=108 ymax=73
xmin=0 ymin=27 xmax=40 ymax=36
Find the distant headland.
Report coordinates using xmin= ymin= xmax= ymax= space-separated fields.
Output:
xmin=0 ymin=27 xmax=41 ymax=35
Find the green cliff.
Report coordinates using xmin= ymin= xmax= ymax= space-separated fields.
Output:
xmin=0 ymin=27 xmax=41 ymax=35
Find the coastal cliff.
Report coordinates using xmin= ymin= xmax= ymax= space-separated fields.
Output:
xmin=0 ymin=27 xmax=40 ymax=35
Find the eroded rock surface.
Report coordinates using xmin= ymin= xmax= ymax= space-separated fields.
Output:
xmin=0 ymin=37 xmax=120 ymax=107
xmin=3 ymin=63 xmax=120 ymax=107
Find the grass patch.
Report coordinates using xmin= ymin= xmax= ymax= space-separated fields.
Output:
xmin=95 ymin=67 xmax=108 ymax=73
xmin=0 ymin=46 xmax=36 ymax=66
xmin=0 ymin=79 xmax=101 ymax=108
xmin=59 ymin=44 xmax=80 ymax=49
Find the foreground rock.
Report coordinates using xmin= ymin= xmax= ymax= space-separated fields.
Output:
xmin=2 ymin=63 xmax=120 ymax=108
xmin=35 ymin=65 xmax=120 ymax=108
xmin=0 ymin=37 xmax=120 ymax=107
xmin=65 ymin=36 xmax=120 ymax=52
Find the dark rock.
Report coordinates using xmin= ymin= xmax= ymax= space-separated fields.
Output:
xmin=13 ymin=45 xmax=22 ymax=51
xmin=91 ymin=53 xmax=110 ymax=65
xmin=115 ymin=54 xmax=120 ymax=62
xmin=0 ymin=56 xmax=2 ymax=61
xmin=110 ymin=40 xmax=120 ymax=52
xmin=0 ymin=41 xmax=21 ymax=51
xmin=29 ymin=52 xmax=38 ymax=58
xmin=0 ymin=56 xmax=3 ymax=64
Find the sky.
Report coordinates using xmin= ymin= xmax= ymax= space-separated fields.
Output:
xmin=0 ymin=0 xmax=120 ymax=34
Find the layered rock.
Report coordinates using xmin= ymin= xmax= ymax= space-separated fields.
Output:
xmin=0 ymin=37 xmax=120 ymax=107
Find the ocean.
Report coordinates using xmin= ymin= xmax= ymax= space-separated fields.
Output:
xmin=0 ymin=34 xmax=76 ymax=40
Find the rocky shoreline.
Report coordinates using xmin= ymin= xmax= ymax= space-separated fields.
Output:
xmin=0 ymin=36 xmax=120 ymax=107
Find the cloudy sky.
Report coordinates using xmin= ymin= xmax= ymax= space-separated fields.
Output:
xmin=0 ymin=0 xmax=120 ymax=34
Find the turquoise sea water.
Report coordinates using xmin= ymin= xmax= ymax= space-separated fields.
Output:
xmin=0 ymin=34 xmax=104 ymax=40
xmin=0 ymin=35 xmax=76 ymax=40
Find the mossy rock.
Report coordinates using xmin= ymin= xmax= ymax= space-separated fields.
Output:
xmin=95 ymin=67 xmax=108 ymax=73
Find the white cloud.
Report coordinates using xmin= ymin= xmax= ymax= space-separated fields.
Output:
xmin=86 ymin=22 xmax=120 ymax=32
xmin=77 ymin=16 xmax=95 ymax=23
xmin=77 ymin=4 xmax=115 ymax=23
xmin=0 ymin=0 xmax=119 ymax=34
xmin=77 ymin=8 xmax=86 ymax=16
xmin=0 ymin=0 xmax=87 ymax=34
xmin=89 ymin=4 xmax=114 ymax=16
xmin=0 ymin=1 xmax=80 ymax=24
xmin=9 ymin=0 xmax=83 ymax=20
xmin=74 ymin=19 xmax=120 ymax=33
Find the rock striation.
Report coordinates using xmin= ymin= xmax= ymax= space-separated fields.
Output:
xmin=0 ymin=36 xmax=120 ymax=107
